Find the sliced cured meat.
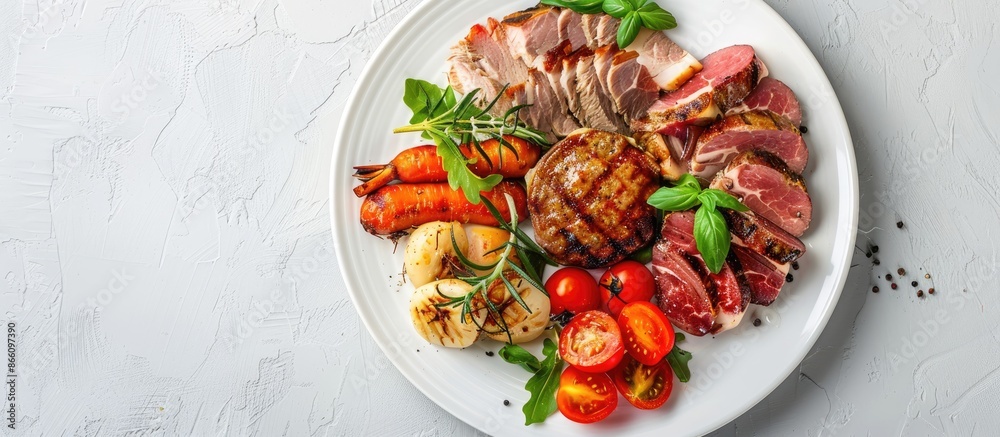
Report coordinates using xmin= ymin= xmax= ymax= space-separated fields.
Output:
xmin=652 ymin=212 xmax=749 ymax=336
xmin=726 ymin=77 xmax=802 ymax=126
xmin=691 ymin=109 xmax=807 ymax=178
xmin=731 ymin=244 xmax=788 ymax=306
xmin=711 ymin=150 xmax=812 ymax=236
xmin=529 ymin=129 xmax=659 ymax=268
xmin=723 ymin=209 xmax=806 ymax=265
xmin=503 ymin=6 xmax=562 ymax=66
xmin=631 ymin=45 xmax=766 ymax=137
xmin=606 ymin=50 xmax=660 ymax=121
xmin=626 ymin=29 xmax=702 ymax=92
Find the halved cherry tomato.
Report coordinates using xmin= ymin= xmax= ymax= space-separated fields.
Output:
xmin=612 ymin=354 xmax=674 ymax=410
xmin=546 ymin=267 xmax=601 ymax=316
xmin=557 ymin=365 xmax=618 ymax=423
xmin=618 ymin=301 xmax=675 ymax=365
xmin=600 ymin=260 xmax=655 ymax=318
xmin=559 ymin=310 xmax=624 ymax=373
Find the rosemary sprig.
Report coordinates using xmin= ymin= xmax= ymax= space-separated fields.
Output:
xmin=394 ymin=82 xmax=552 ymax=204
xmin=434 ymin=194 xmax=556 ymax=343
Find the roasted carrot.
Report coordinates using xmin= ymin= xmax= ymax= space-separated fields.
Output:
xmin=352 ymin=136 xmax=541 ymax=197
xmin=360 ymin=181 xmax=529 ymax=236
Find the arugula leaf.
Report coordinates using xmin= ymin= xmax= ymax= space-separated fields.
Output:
xmin=539 ymin=0 xmax=605 ymax=14
xmin=666 ymin=333 xmax=693 ymax=383
xmin=647 ymin=184 xmax=701 ymax=211
xmin=429 ymin=131 xmax=503 ymax=204
xmin=617 ymin=12 xmax=642 ymax=48
xmin=698 ymin=189 xmax=749 ymax=212
xmin=499 ymin=344 xmax=542 ymax=373
xmin=694 ymin=196 xmax=731 ymax=274
xmin=522 ymin=338 xmax=564 ymax=425
xmin=601 ymin=0 xmax=633 ymax=18
xmin=637 ymin=2 xmax=677 ymax=30
xmin=403 ymin=79 xmax=456 ymax=126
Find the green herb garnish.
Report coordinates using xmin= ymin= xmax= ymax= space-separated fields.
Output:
xmin=435 ymin=194 xmax=556 ymax=343
xmin=647 ymin=174 xmax=749 ymax=273
xmin=666 ymin=332 xmax=693 ymax=383
xmin=395 ymin=80 xmax=551 ymax=204
xmin=500 ymin=338 xmax=564 ymax=425
xmin=541 ymin=0 xmax=677 ymax=48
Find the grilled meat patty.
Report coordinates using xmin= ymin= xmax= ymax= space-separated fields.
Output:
xmin=528 ymin=129 xmax=660 ymax=268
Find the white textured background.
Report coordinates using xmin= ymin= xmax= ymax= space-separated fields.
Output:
xmin=1 ymin=0 xmax=998 ymax=435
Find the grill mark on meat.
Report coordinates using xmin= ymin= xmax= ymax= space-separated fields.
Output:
xmin=723 ymin=209 xmax=805 ymax=264
xmin=529 ymin=130 xmax=659 ymax=268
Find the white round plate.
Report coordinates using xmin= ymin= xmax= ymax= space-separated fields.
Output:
xmin=330 ymin=0 xmax=858 ymax=435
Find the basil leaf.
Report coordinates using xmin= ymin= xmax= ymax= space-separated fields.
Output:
xmin=637 ymin=3 xmax=677 ymax=30
xmin=616 ymin=12 xmax=642 ymax=48
xmin=674 ymin=173 xmax=701 ymax=191
xmin=602 ymin=0 xmax=633 ymax=18
xmin=699 ymin=189 xmax=749 ymax=212
xmin=647 ymin=186 xmax=702 ymax=211
xmin=523 ymin=338 xmax=564 ymax=425
xmin=694 ymin=198 xmax=730 ymax=274
xmin=666 ymin=334 xmax=693 ymax=383
xmin=499 ymin=344 xmax=542 ymax=373
xmin=540 ymin=0 xmax=605 ymax=14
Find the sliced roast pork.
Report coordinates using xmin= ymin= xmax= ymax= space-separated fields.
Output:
xmin=525 ymin=68 xmax=579 ymax=139
xmin=652 ymin=212 xmax=750 ymax=336
xmin=711 ymin=150 xmax=812 ymax=236
xmin=556 ymin=9 xmax=588 ymax=52
xmin=606 ymin=50 xmax=660 ymax=121
xmin=503 ymin=6 xmax=562 ymax=66
xmin=627 ymin=29 xmax=702 ymax=91
xmin=726 ymin=77 xmax=802 ymax=126
xmin=632 ymin=45 xmax=767 ymax=137
xmin=691 ymin=109 xmax=807 ymax=179
xmin=575 ymin=54 xmax=629 ymax=132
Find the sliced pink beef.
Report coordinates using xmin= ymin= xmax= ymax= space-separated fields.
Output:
xmin=726 ymin=77 xmax=802 ymax=126
xmin=711 ymin=150 xmax=812 ymax=236
xmin=626 ymin=29 xmax=702 ymax=91
xmin=723 ymin=209 xmax=806 ymax=265
xmin=653 ymin=212 xmax=749 ymax=336
xmin=691 ymin=109 xmax=807 ymax=179
xmin=631 ymin=45 xmax=766 ymax=137
xmin=606 ymin=50 xmax=660 ymax=121
xmin=731 ymin=244 xmax=788 ymax=306
xmin=503 ymin=6 xmax=562 ymax=66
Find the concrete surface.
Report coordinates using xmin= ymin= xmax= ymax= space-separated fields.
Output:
xmin=1 ymin=0 xmax=998 ymax=435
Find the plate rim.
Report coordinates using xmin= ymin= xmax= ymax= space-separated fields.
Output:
xmin=329 ymin=0 xmax=860 ymax=434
